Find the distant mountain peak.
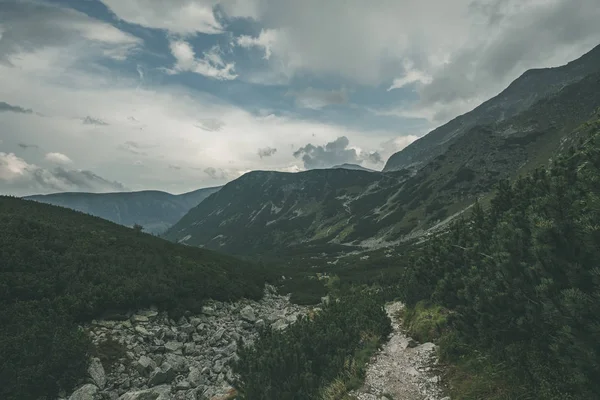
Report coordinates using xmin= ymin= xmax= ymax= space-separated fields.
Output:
xmin=330 ymin=163 xmax=376 ymax=172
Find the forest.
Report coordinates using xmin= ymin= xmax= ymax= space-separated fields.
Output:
xmin=386 ymin=117 xmax=600 ymax=398
xmin=0 ymin=197 xmax=273 ymax=400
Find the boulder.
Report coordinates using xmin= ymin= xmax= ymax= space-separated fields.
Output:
xmin=88 ymin=357 xmax=106 ymax=389
xmin=163 ymin=353 xmax=189 ymax=372
xmin=164 ymin=341 xmax=184 ymax=353
xmin=239 ymin=305 xmax=256 ymax=322
xmin=148 ymin=363 xmax=175 ymax=386
xmin=135 ymin=355 xmax=156 ymax=376
xmin=271 ymin=319 xmax=288 ymax=331
xmin=187 ymin=367 xmax=205 ymax=388
xmin=118 ymin=385 xmax=171 ymax=400
xmin=69 ymin=384 xmax=99 ymax=400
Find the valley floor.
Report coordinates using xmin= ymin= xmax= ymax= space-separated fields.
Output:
xmin=350 ymin=302 xmax=448 ymax=400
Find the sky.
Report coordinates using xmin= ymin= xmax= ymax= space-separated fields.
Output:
xmin=0 ymin=0 xmax=599 ymax=196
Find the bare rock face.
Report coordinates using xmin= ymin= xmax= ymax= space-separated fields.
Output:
xmin=65 ymin=285 xmax=309 ymax=400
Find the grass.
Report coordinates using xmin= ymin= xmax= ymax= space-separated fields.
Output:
xmin=401 ymin=300 xmax=449 ymax=343
xmin=401 ymin=302 xmax=533 ymax=399
xmin=320 ymin=332 xmax=381 ymax=400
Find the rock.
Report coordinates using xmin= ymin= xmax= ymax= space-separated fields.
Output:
xmin=407 ymin=338 xmax=418 ymax=348
xmin=188 ymin=367 xmax=205 ymax=388
xmin=148 ymin=363 xmax=175 ymax=386
xmin=286 ymin=314 xmax=298 ymax=323
xmin=219 ymin=341 xmax=237 ymax=356
xmin=131 ymin=315 xmax=149 ymax=323
xmin=183 ymin=342 xmax=199 ymax=356
xmin=239 ymin=305 xmax=256 ymax=322
xmin=135 ymin=355 xmax=157 ymax=376
xmin=271 ymin=319 xmax=288 ymax=331
xmin=164 ymin=341 xmax=184 ymax=353
xmin=69 ymin=384 xmax=99 ymax=400
xmin=254 ymin=319 xmax=265 ymax=329
xmin=321 ymin=295 xmax=330 ymax=305
xmin=175 ymin=380 xmax=191 ymax=391
xmin=163 ymin=354 xmax=188 ymax=372
xmin=180 ymin=324 xmax=195 ymax=335
xmin=88 ymin=357 xmax=106 ymax=389
xmin=428 ymin=375 xmax=440 ymax=383
xmin=118 ymin=385 xmax=171 ymax=400
xmin=189 ymin=317 xmax=203 ymax=327
xmin=201 ymin=306 xmax=215 ymax=316
xmin=135 ymin=326 xmax=150 ymax=336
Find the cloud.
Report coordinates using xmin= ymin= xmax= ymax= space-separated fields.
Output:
xmin=203 ymin=167 xmax=229 ymax=180
xmin=166 ymin=40 xmax=237 ymax=80
xmin=293 ymin=136 xmax=379 ymax=169
xmin=168 ymin=164 xmax=182 ymax=170
xmin=82 ymin=116 xmax=108 ymax=126
xmin=45 ymin=152 xmax=73 ymax=165
xmin=195 ymin=118 xmax=225 ymax=132
xmin=237 ymin=29 xmax=279 ymax=60
xmin=18 ymin=143 xmax=39 ymax=150
xmin=257 ymin=146 xmax=277 ymax=158
xmin=117 ymin=141 xmax=151 ymax=156
xmin=0 ymin=0 xmax=141 ymax=64
xmin=98 ymin=0 xmax=225 ymax=35
xmin=286 ymin=87 xmax=349 ymax=109
xmin=0 ymin=101 xmax=33 ymax=114
xmin=0 ymin=152 xmax=125 ymax=195
xmin=388 ymin=60 xmax=433 ymax=90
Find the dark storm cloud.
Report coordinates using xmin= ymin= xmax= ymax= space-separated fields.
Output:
xmin=257 ymin=147 xmax=277 ymax=158
xmin=82 ymin=116 xmax=109 ymax=126
xmin=0 ymin=101 xmax=33 ymax=114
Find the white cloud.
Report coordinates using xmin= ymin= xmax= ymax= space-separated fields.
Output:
xmin=166 ymin=40 xmax=237 ymax=80
xmin=388 ymin=61 xmax=433 ymax=90
xmin=286 ymin=87 xmax=349 ymax=109
xmin=99 ymin=0 xmax=224 ymax=35
xmin=45 ymin=152 xmax=73 ymax=165
xmin=0 ymin=152 xmax=125 ymax=195
xmin=237 ymin=29 xmax=279 ymax=60
xmin=0 ymin=1 xmax=142 ymax=63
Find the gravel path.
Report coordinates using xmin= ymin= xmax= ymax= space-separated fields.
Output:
xmin=349 ymin=302 xmax=448 ymax=400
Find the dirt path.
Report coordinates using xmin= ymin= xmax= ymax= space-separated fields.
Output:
xmin=349 ymin=302 xmax=448 ymax=400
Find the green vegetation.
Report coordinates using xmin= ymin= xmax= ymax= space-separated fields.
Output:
xmin=390 ymin=117 xmax=600 ymax=399
xmin=232 ymin=294 xmax=392 ymax=400
xmin=0 ymin=197 xmax=272 ymax=400
xmin=400 ymin=301 xmax=449 ymax=343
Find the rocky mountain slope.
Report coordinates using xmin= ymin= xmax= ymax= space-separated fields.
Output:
xmin=165 ymin=54 xmax=600 ymax=256
xmin=64 ymin=286 xmax=310 ymax=400
xmin=384 ymin=43 xmax=600 ymax=172
xmin=25 ymin=186 xmax=221 ymax=234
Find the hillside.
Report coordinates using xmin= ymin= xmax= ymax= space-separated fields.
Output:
xmin=165 ymin=67 xmax=600 ymax=256
xmin=384 ymin=43 xmax=600 ymax=172
xmin=0 ymin=196 xmax=271 ymax=400
xmin=388 ymin=114 xmax=600 ymax=399
xmin=24 ymin=186 xmax=221 ymax=234
xmin=331 ymin=163 xmax=377 ymax=172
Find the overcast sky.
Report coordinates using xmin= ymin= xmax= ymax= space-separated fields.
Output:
xmin=1 ymin=0 xmax=599 ymax=196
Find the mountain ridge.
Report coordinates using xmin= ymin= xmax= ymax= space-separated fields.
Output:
xmin=25 ymin=186 xmax=222 ymax=234
xmin=165 ymin=48 xmax=600 ymax=256
xmin=383 ymin=43 xmax=600 ymax=172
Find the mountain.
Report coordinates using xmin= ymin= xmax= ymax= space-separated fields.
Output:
xmin=0 ymin=195 xmax=271 ymax=400
xmin=331 ymin=163 xmax=376 ymax=172
xmin=384 ymin=43 xmax=600 ymax=172
xmin=166 ymin=47 xmax=600 ymax=257
xmin=24 ymin=186 xmax=221 ymax=234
